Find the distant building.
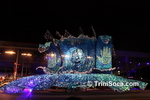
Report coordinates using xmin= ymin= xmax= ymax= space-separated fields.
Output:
xmin=0 ymin=41 xmax=46 ymax=76
xmin=113 ymin=50 xmax=150 ymax=79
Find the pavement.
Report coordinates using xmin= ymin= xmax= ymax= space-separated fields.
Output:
xmin=0 ymin=88 xmax=150 ymax=100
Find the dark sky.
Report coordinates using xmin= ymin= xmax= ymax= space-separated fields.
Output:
xmin=1 ymin=1 xmax=150 ymax=52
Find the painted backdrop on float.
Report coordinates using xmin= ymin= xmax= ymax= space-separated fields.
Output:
xmin=44 ymin=42 xmax=61 ymax=72
xmin=58 ymin=35 xmax=96 ymax=72
xmin=96 ymin=35 xmax=113 ymax=71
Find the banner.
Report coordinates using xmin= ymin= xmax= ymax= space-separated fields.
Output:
xmin=96 ymin=35 xmax=113 ymax=73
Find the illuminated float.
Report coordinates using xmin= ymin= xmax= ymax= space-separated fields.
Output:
xmin=0 ymin=27 xmax=148 ymax=93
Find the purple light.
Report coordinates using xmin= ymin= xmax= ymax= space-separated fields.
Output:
xmin=130 ymin=88 xmax=140 ymax=90
xmin=23 ymin=88 xmax=32 ymax=93
xmin=138 ymin=63 xmax=140 ymax=66
xmin=23 ymin=88 xmax=32 ymax=92
xmin=146 ymin=63 xmax=150 ymax=65
xmin=130 ymin=62 xmax=132 ymax=63
xmin=16 ymin=88 xmax=33 ymax=100
xmin=45 ymin=57 xmax=52 ymax=60
xmin=118 ymin=61 xmax=120 ymax=63
xmin=132 ymin=69 xmax=136 ymax=73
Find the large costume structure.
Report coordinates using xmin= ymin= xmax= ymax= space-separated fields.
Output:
xmin=0 ymin=28 xmax=148 ymax=93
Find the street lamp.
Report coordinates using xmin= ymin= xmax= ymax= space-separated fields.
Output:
xmin=5 ymin=51 xmax=16 ymax=55
xmin=21 ymin=53 xmax=32 ymax=57
xmin=5 ymin=50 xmax=19 ymax=80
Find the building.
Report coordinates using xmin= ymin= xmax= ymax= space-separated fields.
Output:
xmin=113 ymin=50 xmax=150 ymax=79
xmin=0 ymin=41 xmax=150 ymax=79
xmin=0 ymin=41 xmax=46 ymax=77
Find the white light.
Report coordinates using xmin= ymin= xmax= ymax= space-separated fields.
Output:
xmin=118 ymin=71 xmax=120 ymax=75
xmin=50 ymin=53 xmax=55 ymax=57
xmin=87 ymin=56 xmax=93 ymax=59
xmin=29 ymin=89 xmax=32 ymax=92
xmin=65 ymin=55 xmax=70 ymax=58
xmin=61 ymin=55 xmax=65 ymax=57
xmin=2 ymin=76 xmax=5 ymax=79
xmin=5 ymin=51 xmax=16 ymax=55
xmin=46 ymin=53 xmax=56 ymax=57
xmin=78 ymin=52 xmax=82 ymax=55
xmin=21 ymin=53 xmax=32 ymax=56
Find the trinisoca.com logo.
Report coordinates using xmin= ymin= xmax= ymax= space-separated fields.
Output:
xmin=87 ymin=81 xmax=140 ymax=87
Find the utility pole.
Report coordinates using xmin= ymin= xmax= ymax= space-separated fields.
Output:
xmin=13 ymin=49 xmax=19 ymax=80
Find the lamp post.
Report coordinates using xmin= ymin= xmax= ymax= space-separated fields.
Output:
xmin=14 ymin=50 xmax=19 ymax=80
xmin=21 ymin=55 xmax=24 ymax=76
xmin=5 ymin=50 xmax=19 ymax=80
xmin=5 ymin=50 xmax=32 ymax=79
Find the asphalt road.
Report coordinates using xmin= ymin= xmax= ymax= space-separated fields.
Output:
xmin=0 ymin=89 xmax=150 ymax=100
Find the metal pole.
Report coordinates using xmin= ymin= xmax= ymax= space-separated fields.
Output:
xmin=26 ymin=65 xmax=27 ymax=75
xmin=13 ymin=49 xmax=19 ymax=80
xmin=125 ymin=57 xmax=128 ymax=77
xmin=5 ymin=66 xmax=7 ymax=73
xmin=21 ymin=56 xmax=24 ymax=76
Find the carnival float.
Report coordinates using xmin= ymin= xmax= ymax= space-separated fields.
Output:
xmin=0 ymin=27 xmax=148 ymax=93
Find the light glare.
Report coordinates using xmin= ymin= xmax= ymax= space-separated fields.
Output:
xmin=21 ymin=53 xmax=32 ymax=56
xmin=5 ymin=51 xmax=16 ymax=55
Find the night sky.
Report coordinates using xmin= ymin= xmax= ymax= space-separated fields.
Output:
xmin=1 ymin=1 xmax=150 ymax=52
